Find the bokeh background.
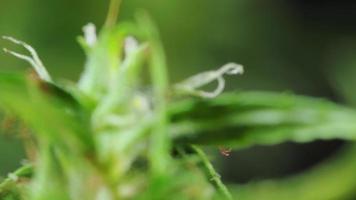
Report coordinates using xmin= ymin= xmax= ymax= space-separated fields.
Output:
xmin=1 ymin=0 xmax=356 ymax=187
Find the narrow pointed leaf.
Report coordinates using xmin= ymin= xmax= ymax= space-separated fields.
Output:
xmin=0 ymin=72 xmax=94 ymax=153
xmin=169 ymin=91 xmax=356 ymax=149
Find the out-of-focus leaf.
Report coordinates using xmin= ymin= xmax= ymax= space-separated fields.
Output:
xmin=230 ymin=145 xmax=356 ymax=200
xmin=78 ymin=22 xmax=141 ymax=102
xmin=30 ymin=143 xmax=70 ymax=200
xmin=0 ymin=72 xmax=94 ymax=153
xmin=0 ymin=164 xmax=32 ymax=199
xmin=136 ymin=12 xmax=171 ymax=175
xmin=78 ymin=28 xmax=123 ymax=101
xmin=169 ymin=91 xmax=356 ymax=149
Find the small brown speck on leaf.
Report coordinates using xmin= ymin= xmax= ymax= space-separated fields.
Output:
xmin=219 ymin=147 xmax=232 ymax=157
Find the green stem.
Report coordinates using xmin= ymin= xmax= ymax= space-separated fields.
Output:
xmin=104 ymin=0 xmax=122 ymax=28
xmin=191 ymin=145 xmax=233 ymax=200
xmin=0 ymin=164 xmax=33 ymax=196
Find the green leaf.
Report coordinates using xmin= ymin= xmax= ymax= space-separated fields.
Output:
xmin=136 ymin=12 xmax=171 ymax=174
xmin=0 ymin=72 xmax=94 ymax=153
xmin=169 ymin=91 xmax=356 ymax=149
xmin=78 ymin=28 xmax=123 ymax=101
xmin=230 ymin=145 xmax=356 ymax=200
xmin=78 ymin=22 xmax=141 ymax=102
xmin=0 ymin=164 xmax=32 ymax=199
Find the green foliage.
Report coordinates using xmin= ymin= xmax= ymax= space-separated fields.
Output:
xmin=170 ymin=91 xmax=356 ymax=149
xmin=231 ymin=145 xmax=356 ymax=200
xmin=1 ymin=3 xmax=356 ymax=200
xmin=0 ymin=164 xmax=31 ymax=199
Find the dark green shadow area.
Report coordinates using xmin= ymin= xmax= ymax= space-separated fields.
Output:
xmin=0 ymin=134 xmax=25 ymax=176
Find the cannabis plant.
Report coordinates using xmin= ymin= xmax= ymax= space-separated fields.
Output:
xmin=2 ymin=1 xmax=356 ymax=200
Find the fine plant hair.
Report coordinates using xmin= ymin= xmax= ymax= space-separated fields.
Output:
xmin=2 ymin=0 xmax=356 ymax=200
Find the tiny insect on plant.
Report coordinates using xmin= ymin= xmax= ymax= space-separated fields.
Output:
xmin=2 ymin=0 xmax=356 ymax=200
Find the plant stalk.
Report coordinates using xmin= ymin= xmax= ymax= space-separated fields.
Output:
xmin=105 ymin=0 xmax=122 ymax=28
xmin=191 ymin=145 xmax=233 ymax=200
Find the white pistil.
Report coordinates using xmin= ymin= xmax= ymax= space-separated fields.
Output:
xmin=2 ymin=36 xmax=52 ymax=82
xmin=124 ymin=36 xmax=139 ymax=57
xmin=175 ymin=63 xmax=244 ymax=98
xmin=82 ymin=23 xmax=97 ymax=47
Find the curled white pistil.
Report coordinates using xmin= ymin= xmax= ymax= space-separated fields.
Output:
xmin=175 ymin=63 xmax=244 ymax=98
xmin=2 ymin=36 xmax=52 ymax=82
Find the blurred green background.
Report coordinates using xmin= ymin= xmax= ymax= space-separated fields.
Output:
xmin=1 ymin=0 xmax=356 ymax=187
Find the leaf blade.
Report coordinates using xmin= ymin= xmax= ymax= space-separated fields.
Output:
xmin=170 ymin=91 xmax=356 ymax=149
